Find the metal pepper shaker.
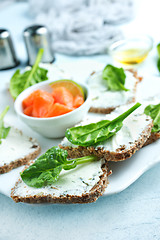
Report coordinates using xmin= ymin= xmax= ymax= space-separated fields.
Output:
xmin=23 ymin=25 xmax=55 ymax=66
xmin=0 ymin=29 xmax=19 ymax=70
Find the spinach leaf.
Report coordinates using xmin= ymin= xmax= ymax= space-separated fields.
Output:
xmin=21 ymin=146 xmax=97 ymax=188
xmin=157 ymin=43 xmax=160 ymax=58
xmin=102 ymin=64 xmax=129 ymax=91
xmin=157 ymin=43 xmax=160 ymax=73
xmin=9 ymin=49 xmax=48 ymax=99
xmin=65 ymin=102 xmax=141 ymax=146
xmin=157 ymin=58 xmax=160 ymax=73
xmin=0 ymin=106 xmax=10 ymax=144
xmin=144 ymin=103 xmax=160 ymax=133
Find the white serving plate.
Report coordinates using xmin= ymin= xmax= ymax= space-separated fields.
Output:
xmin=0 ymin=60 xmax=160 ymax=199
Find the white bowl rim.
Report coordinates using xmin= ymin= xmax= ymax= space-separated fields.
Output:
xmin=14 ymin=79 xmax=90 ymax=121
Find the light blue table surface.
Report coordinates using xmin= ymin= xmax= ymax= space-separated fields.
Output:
xmin=0 ymin=2 xmax=160 ymax=240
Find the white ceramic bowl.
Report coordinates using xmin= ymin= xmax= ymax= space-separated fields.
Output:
xmin=14 ymin=80 xmax=90 ymax=138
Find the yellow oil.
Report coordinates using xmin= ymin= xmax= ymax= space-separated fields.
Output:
xmin=112 ymin=48 xmax=149 ymax=65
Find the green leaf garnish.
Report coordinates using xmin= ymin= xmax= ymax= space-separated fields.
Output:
xmin=21 ymin=146 xmax=98 ymax=188
xmin=9 ymin=49 xmax=48 ymax=99
xmin=157 ymin=43 xmax=160 ymax=73
xmin=65 ymin=102 xmax=141 ymax=146
xmin=102 ymin=64 xmax=129 ymax=91
xmin=144 ymin=103 xmax=160 ymax=133
xmin=157 ymin=58 xmax=160 ymax=73
xmin=0 ymin=106 xmax=10 ymax=144
xmin=157 ymin=43 xmax=160 ymax=58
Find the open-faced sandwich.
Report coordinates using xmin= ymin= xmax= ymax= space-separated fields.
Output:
xmin=11 ymin=147 xmax=109 ymax=204
xmin=0 ymin=107 xmax=40 ymax=174
xmin=88 ymin=64 xmax=142 ymax=114
xmin=60 ymin=103 xmax=153 ymax=161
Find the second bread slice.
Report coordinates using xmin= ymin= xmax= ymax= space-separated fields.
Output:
xmin=60 ymin=110 xmax=153 ymax=162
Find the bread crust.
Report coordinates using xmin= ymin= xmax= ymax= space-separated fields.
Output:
xmin=128 ymin=69 xmax=143 ymax=82
xmin=0 ymin=143 xmax=41 ymax=174
xmin=89 ymin=106 xmax=116 ymax=114
xmin=59 ymin=120 xmax=153 ymax=162
xmin=11 ymin=163 xmax=108 ymax=204
xmin=143 ymin=131 xmax=160 ymax=147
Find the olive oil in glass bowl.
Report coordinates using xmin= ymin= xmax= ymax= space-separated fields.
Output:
xmin=109 ymin=35 xmax=153 ymax=67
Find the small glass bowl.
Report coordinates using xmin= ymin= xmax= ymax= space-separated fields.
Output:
xmin=108 ymin=35 xmax=153 ymax=67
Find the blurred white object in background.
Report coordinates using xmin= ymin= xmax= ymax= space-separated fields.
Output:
xmin=28 ymin=0 xmax=135 ymax=55
xmin=0 ymin=0 xmax=15 ymax=9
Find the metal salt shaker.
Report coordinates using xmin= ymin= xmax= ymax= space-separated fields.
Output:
xmin=0 ymin=29 xmax=19 ymax=70
xmin=23 ymin=25 xmax=55 ymax=66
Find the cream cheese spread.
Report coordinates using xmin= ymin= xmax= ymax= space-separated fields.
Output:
xmin=13 ymin=160 xmax=103 ymax=198
xmin=0 ymin=126 xmax=39 ymax=167
xmin=113 ymin=95 xmax=160 ymax=116
xmin=88 ymin=71 xmax=137 ymax=108
xmin=39 ymin=63 xmax=71 ymax=81
xmin=61 ymin=110 xmax=152 ymax=152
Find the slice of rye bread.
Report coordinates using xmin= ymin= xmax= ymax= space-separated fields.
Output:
xmin=11 ymin=160 xmax=109 ymax=204
xmin=0 ymin=127 xmax=40 ymax=174
xmin=88 ymin=70 xmax=142 ymax=114
xmin=59 ymin=111 xmax=153 ymax=162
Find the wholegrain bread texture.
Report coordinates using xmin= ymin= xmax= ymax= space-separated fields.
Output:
xmin=0 ymin=127 xmax=41 ymax=174
xmin=60 ymin=123 xmax=152 ymax=162
xmin=88 ymin=70 xmax=142 ymax=114
xmin=143 ymin=131 xmax=160 ymax=147
xmin=0 ymin=145 xmax=40 ymax=174
xmin=60 ymin=114 xmax=153 ymax=162
xmin=11 ymin=162 xmax=108 ymax=204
